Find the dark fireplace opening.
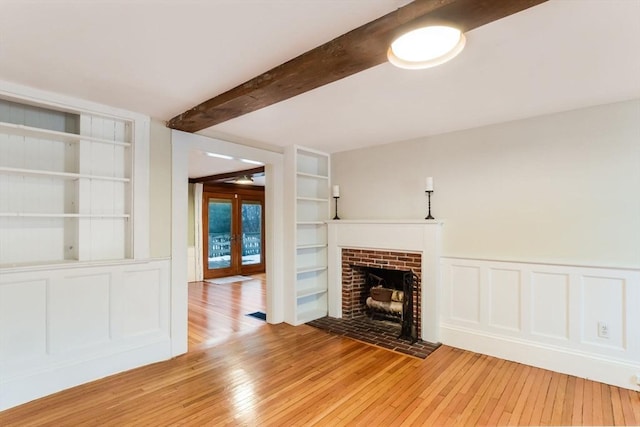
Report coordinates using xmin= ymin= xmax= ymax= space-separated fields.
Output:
xmin=362 ymin=266 xmax=419 ymax=343
xmin=338 ymin=248 xmax=425 ymax=347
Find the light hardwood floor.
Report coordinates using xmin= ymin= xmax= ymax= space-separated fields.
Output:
xmin=1 ymin=274 xmax=639 ymax=426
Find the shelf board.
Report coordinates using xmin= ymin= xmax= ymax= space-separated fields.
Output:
xmin=0 ymin=121 xmax=131 ymax=147
xmin=0 ymin=258 xmax=79 ymax=270
xmin=0 ymin=213 xmax=130 ymax=218
xmin=296 ymin=287 xmax=327 ymax=299
xmin=296 ymin=308 xmax=327 ymax=324
xmin=296 ymin=171 xmax=329 ymax=180
xmin=0 ymin=167 xmax=130 ymax=182
xmin=296 ymin=244 xmax=327 ymax=250
xmin=297 ymin=265 xmax=327 ymax=274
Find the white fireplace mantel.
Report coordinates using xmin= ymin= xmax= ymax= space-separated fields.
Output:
xmin=326 ymin=219 xmax=443 ymax=343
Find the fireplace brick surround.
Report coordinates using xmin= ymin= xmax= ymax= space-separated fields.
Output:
xmin=327 ymin=220 xmax=442 ymax=343
xmin=341 ymin=248 xmax=422 ymax=337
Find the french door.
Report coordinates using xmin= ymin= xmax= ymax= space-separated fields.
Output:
xmin=202 ymin=190 xmax=265 ymax=279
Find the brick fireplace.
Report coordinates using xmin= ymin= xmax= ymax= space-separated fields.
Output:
xmin=341 ymin=248 xmax=422 ymax=339
xmin=327 ymin=220 xmax=442 ymax=343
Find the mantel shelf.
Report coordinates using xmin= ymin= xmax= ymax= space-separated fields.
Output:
xmin=326 ymin=219 xmax=444 ymax=225
xmin=0 ymin=167 xmax=130 ymax=183
xmin=0 ymin=121 xmax=131 ymax=147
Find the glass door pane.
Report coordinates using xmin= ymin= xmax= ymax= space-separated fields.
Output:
xmin=241 ymin=200 xmax=262 ymax=266
xmin=207 ymin=197 xmax=232 ymax=271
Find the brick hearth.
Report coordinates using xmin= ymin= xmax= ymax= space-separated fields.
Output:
xmin=307 ymin=316 xmax=440 ymax=359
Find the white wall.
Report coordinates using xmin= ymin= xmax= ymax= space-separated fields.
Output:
xmin=331 ymin=100 xmax=640 ymax=390
xmin=332 ymin=99 xmax=640 ymax=269
xmin=149 ymin=120 xmax=172 ymax=259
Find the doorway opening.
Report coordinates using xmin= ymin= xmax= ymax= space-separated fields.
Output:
xmin=187 ymin=161 xmax=268 ymax=352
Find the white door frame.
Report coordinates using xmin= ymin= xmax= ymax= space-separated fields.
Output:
xmin=170 ymin=130 xmax=285 ymax=356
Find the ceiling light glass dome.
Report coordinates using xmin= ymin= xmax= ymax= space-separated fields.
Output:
xmin=388 ymin=25 xmax=466 ymax=70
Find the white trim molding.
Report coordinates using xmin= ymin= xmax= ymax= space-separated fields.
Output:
xmin=170 ymin=130 xmax=285 ymax=356
xmin=440 ymin=257 xmax=640 ymax=390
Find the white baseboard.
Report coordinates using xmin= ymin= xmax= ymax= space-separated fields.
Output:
xmin=441 ymin=323 xmax=640 ymax=391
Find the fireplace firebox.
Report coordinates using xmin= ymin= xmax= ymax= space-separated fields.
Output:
xmin=341 ymin=248 xmax=422 ymax=342
xmin=363 ymin=267 xmax=420 ymax=342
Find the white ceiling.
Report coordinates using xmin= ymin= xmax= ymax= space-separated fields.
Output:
xmin=1 ymin=0 xmax=639 ymax=158
xmin=188 ymin=148 xmax=266 ymax=183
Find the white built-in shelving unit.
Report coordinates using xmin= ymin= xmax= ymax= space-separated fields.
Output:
xmin=0 ymin=97 xmax=133 ymax=267
xmin=285 ymin=146 xmax=330 ymax=325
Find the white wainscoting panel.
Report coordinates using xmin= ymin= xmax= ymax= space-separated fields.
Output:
xmin=0 ymin=259 xmax=171 ymax=410
xmin=581 ymin=275 xmax=625 ymax=350
xmin=441 ymin=258 xmax=640 ymax=391
xmin=530 ymin=271 xmax=569 ymax=340
xmin=488 ymin=268 xmax=521 ymax=332
xmin=0 ymin=280 xmax=48 ymax=364
xmin=449 ymin=265 xmax=481 ymax=324
xmin=121 ymin=268 xmax=164 ymax=337
xmin=49 ymin=273 xmax=112 ymax=353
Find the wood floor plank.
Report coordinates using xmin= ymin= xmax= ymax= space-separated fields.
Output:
xmin=551 ymin=374 xmax=568 ymax=426
xmin=528 ymin=369 xmax=553 ymax=425
xmin=455 ymin=358 xmax=507 ymax=426
xmin=507 ymin=365 xmax=538 ymax=426
xmin=401 ymin=351 xmax=479 ymax=425
xmin=561 ymin=375 xmax=576 ymax=425
xmin=611 ymin=386 xmax=627 ymax=426
xmin=2 ymin=274 xmax=639 ymax=426
xmin=485 ymin=362 xmax=524 ymax=425
xmin=572 ymin=377 xmax=586 ymax=425
xmin=631 ymin=388 xmax=640 ymax=423
xmin=601 ymin=383 xmax=614 ymax=426
xmin=478 ymin=359 xmax=520 ymax=425
xmin=620 ymin=388 xmax=639 ymax=425
xmin=583 ymin=377 xmax=595 ymax=426
xmin=541 ymin=372 xmax=560 ymax=424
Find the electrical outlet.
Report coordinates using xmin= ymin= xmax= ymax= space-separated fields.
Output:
xmin=598 ymin=321 xmax=609 ymax=338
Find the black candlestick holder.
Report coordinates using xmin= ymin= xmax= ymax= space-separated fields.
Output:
xmin=333 ymin=196 xmax=340 ymax=220
xmin=425 ymin=190 xmax=434 ymax=220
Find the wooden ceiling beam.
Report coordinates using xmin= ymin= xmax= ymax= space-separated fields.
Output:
xmin=167 ymin=0 xmax=547 ymax=133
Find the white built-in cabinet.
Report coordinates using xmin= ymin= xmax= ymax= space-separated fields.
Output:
xmin=285 ymin=146 xmax=330 ymax=325
xmin=0 ymin=97 xmax=132 ymax=267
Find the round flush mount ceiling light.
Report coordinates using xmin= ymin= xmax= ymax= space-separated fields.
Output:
xmin=387 ymin=25 xmax=466 ymax=70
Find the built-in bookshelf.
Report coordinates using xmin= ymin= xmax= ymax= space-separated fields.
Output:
xmin=285 ymin=146 xmax=330 ymax=325
xmin=0 ymin=97 xmax=133 ymax=267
